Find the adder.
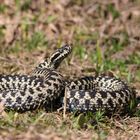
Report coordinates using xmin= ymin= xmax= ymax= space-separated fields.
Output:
xmin=0 ymin=45 xmax=136 ymax=114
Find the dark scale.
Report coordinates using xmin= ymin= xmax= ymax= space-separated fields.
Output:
xmin=38 ymin=93 xmax=43 ymax=99
xmin=98 ymin=81 xmax=103 ymax=87
xmin=0 ymin=84 xmax=7 ymax=90
xmin=26 ymin=78 xmax=32 ymax=86
xmin=46 ymin=89 xmax=52 ymax=95
xmin=79 ymin=90 xmax=87 ymax=98
xmin=11 ymin=90 xmax=18 ymax=97
xmin=35 ymin=87 xmax=42 ymax=92
xmin=124 ymin=89 xmax=129 ymax=97
xmin=28 ymin=88 xmax=35 ymax=95
xmin=20 ymin=91 xmax=26 ymax=96
xmin=107 ymin=98 xmax=114 ymax=108
xmin=2 ymin=91 xmax=8 ymax=98
xmin=110 ymin=78 xmax=116 ymax=83
xmin=67 ymin=90 xmax=75 ymax=98
xmin=12 ymin=103 xmax=20 ymax=110
xmin=50 ymin=71 xmax=61 ymax=77
xmin=53 ymin=83 xmax=59 ymax=89
xmin=118 ymin=98 xmax=123 ymax=105
xmin=89 ymin=90 xmax=96 ymax=98
xmin=71 ymin=85 xmax=76 ymax=89
xmin=38 ymin=79 xmax=46 ymax=88
xmin=119 ymin=91 xmax=125 ymax=98
xmin=6 ymin=98 xmax=12 ymax=104
xmin=96 ymin=98 xmax=103 ymax=107
xmin=33 ymin=79 xmax=42 ymax=87
xmin=0 ymin=75 xmax=3 ymax=82
xmin=79 ymin=85 xmax=83 ymax=90
xmin=73 ymin=80 xmax=78 ymax=86
xmin=3 ymin=76 xmax=10 ymax=82
xmin=45 ymin=81 xmax=52 ymax=86
xmin=51 ymin=53 xmax=61 ymax=62
xmin=84 ymin=99 xmax=90 ymax=109
xmin=57 ymin=78 xmax=63 ymax=84
xmin=26 ymin=96 xmax=33 ymax=103
xmin=78 ymin=79 xmax=84 ymax=85
xmin=110 ymin=91 xmax=117 ymax=98
xmin=5 ymin=83 xmax=12 ymax=90
xmin=16 ymin=97 xmax=22 ymax=104
xmin=11 ymin=82 xmax=17 ymax=91
xmin=48 ymin=75 xmax=57 ymax=82
xmin=100 ymin=91 xmax=108 ymax=98
xmin=124 ymin=96 xmax=129 ymax=103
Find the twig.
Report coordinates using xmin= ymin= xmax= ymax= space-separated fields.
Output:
xmin=63 ymin=87 xmax=68 ymax=119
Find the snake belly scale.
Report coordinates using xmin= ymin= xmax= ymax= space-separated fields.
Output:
xmin=0 ymin=45 xmax=136 ymax=114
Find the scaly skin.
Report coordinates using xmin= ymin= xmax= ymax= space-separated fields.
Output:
xmin=66 ymin=76 xmax=136 ymax=113
xmin=0 ymin=44 xmax=136 ymax=114
xmin=0 ymin=45 xmax=71 ymax=112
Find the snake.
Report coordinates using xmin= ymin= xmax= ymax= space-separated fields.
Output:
xmin=0 ymin=45 xmax=71 ymax=112
xmin=0 ymin=45 xmax=136 ymax=114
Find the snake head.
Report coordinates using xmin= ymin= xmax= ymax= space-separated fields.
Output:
xmin=49 ymin=44 xmax=72 ymax=69
xmin=34 ymin=44 xmax=72 ymax=71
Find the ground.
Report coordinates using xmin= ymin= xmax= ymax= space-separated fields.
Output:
xmin=0 ymin=0 xmax=140 ymax=139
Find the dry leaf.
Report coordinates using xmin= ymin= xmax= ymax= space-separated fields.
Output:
xmin=0 ymin=102 xmax=8 ymax=118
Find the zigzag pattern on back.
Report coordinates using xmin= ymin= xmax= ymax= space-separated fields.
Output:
xmin=0 ymin=44 xmax=136 ymax=114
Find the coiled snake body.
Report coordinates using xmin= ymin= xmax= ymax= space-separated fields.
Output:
xmin=0 ymin=45 xmax=136 ymax=114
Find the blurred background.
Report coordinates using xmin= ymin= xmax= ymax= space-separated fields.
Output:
xmin=0 ymin=0 xmax=140 ymax=139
